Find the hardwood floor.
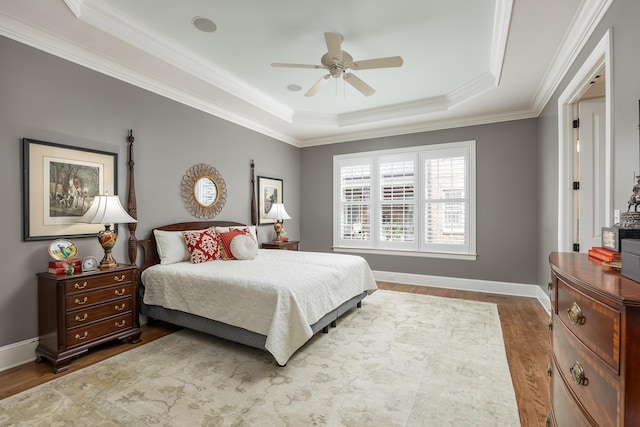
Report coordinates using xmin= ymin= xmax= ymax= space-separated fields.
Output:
xmin=0 ymin=284 xmax=550 ymax=426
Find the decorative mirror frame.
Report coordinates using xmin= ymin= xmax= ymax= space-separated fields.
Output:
xmin=181 ymin=163 xmax=227 ymax=218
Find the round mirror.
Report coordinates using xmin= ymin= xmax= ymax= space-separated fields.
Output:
xmin=181 ymin=164 xmax=227 ymax=218
xmin=194 ymin=176 xmax=218 ymax=207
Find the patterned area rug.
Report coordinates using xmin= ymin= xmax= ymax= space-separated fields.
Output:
xmin=0 ymin=290 xmax=520 ymax=426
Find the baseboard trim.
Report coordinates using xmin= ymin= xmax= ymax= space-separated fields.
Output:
xmin=373 ymin=270 xmax=551 ymax=315
xmin=1 ymin=276 xmax=550 ymax=373
xmin=0 ymin=337 xmax=39 ymax=373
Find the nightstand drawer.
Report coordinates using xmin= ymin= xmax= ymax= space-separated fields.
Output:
xmin=262 ymin=240 xmax=299 ymax=251
xmin=556 ymin=277 xmax=620 ymax=371
xmin=66 ymin=299 xmax=131 ymax=328
xmin=65 ymin=284 xmax=132 ymax=310
xmin=64 ymin=271 xmax=131 ymax=294
xmin=66 ymin=313 xmax=133 ymax=349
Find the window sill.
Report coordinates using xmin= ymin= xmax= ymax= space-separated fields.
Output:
xmin=332 ymin=246 xmax=478 ymax=260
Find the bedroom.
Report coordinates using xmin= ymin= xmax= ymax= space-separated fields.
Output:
xmin=1 ymin=0 xmax=640 ymax=424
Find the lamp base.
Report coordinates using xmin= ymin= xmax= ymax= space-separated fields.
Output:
xmin=274 ymin=221 xmax=287 ymax=243
xmin=98 ymin=224 xmax=119 ymax=269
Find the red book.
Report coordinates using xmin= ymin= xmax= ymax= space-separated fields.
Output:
xmin=48 ymin=265 xmax=82 ymax=275
xmin=48 ymin=258 xmax=82 ymax=268
xmin=589 ymin=247 xmax=620 ymax=261
xmin=588 ymin=249 xmax=613 ymax=262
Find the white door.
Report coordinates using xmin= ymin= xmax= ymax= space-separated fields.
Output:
xmin=576 ymin=97 xmax=606 ymax=252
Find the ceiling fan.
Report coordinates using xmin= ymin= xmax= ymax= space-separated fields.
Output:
xmin=272 ymin=32 xmax=403 ymax=97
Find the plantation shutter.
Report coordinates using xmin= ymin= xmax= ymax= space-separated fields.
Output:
xmin=336 ymin=157 xmax=373 ymax=247
xmin=378 ymin=154 xmax=417 ymax=249
xmin=423 ymin=148 xmax=468 ymax=252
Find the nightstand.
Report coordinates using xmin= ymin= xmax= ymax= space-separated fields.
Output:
xmin=262 ymin=240 xmax=300 ymax=251
xmin=35 ymin=264 xmax=141 ymax=373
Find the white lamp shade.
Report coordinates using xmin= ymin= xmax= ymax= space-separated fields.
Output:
xmin=77 ymin=195 xmax=137 ymax=224
xmin=264 ymin=203 xmax=291 ymax=221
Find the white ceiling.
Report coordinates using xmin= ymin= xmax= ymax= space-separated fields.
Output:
xmin=0 ymin=0 xmax=611 ymax=147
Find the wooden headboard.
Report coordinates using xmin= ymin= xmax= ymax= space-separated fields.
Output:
xmin=125 ymin=130 xmax=258 ymax=268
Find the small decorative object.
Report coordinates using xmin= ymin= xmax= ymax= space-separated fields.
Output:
xmin=620 ymin=173 xmax=640 ymax=228
xmin=48 ymin=239 xmax=78 ymax=261
xmin=76 ymin=194 xmax=137 ymax=269
xmin=264 ymin=203 xmax=291 ymax=242
xmin=82 ymin=256 xmax=98 ymax=272
xmin=63 ymin=263 xmax=75 ymax=275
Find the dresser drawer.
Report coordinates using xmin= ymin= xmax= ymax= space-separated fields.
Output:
xmin=550 ymin=361 xmax=594 ymax=427
xmin=65 ymin=284 xmax=131 ymax=310
xmin=552 ymin=316 xmax=620 ymax=427
xmin=66 ymin=313 xmax=134 ymax=349
xmin=65 ymin=299 xmax=131 ymax=328
xmin=64 ymin=271 xmax=131 ymax=294
xmin=556 ymin=277 xmax=620 ymax=371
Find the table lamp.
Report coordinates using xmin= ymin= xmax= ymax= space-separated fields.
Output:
xmin=264 ymin=203 xmax=291 ymax=242
xmin=77 ymin=194 xmax=137 ymax=269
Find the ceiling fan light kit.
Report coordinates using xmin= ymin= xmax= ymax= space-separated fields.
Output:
xmin=272 ymin=32 xmax=403 ymax=97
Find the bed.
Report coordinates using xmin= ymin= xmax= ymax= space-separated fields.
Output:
xmin=124 ymin=139 xmax=377 ymax=365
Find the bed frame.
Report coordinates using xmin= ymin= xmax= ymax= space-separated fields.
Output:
xmin=124 ymin=131 xmax=366 ymax=364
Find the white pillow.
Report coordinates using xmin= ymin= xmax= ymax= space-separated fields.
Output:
xmin=229 ymin=234 xmax=259 ymax=260
xmin=153 ymin=229 xmax=190 ymax=264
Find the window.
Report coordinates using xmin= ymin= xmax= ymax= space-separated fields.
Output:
xmin=333 ymin=141 xmax=476 ymax=259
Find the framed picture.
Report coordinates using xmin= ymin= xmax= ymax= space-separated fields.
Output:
xmin=22 ymin=138 xmax=117 ymax=241
xmin=257 ymin=176 xmax=283 ymax=224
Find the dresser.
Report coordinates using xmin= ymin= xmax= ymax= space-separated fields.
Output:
xmin=36 ymin=264 xmax=141 ymax=373
xmin=261 ymin=240 xmax=300 ymax=251
xmin=548 ymin=252 xmax=640 ymax=426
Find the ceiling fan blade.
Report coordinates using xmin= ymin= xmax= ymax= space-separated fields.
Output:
xmin=305 ymin=74 xmax=331 ymax=97
xmin=350 ymin=56 xmax=404 ymax=70
xmin=271 ymin=62 xmax=324 ymax=69
xmin=343 ymin=73 xmax=375 ymax=96
xmin=324 ymin=32 xmax=343 ymax=63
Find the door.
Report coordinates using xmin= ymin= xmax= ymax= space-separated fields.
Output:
xmin=575 ymin=97 xmax=606 ymax=252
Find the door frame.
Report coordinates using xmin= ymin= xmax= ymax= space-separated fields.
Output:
xmin=557 ymin=29 xmax=613 ymax=252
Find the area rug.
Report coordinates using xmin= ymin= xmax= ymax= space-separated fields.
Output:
xmin=0 ymin=290 xmax=520 ymax=426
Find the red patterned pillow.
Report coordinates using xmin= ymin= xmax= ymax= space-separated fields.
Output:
xmin=217 ymin=230 xmax=244 ymax=260
xmin=182 ymin=229 xmax=220 ymax=263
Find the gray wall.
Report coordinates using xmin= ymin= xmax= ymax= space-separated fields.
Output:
xmin=538 ymin=0 xmax=640 ymax=285
xmin=0 ymin=35 xmax=300 ymax=347
xmin=300 ymin=119 xmax=540 ymax=285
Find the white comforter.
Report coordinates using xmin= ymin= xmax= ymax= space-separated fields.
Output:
xmin=141 ymin=249 xmax=377 ymax=365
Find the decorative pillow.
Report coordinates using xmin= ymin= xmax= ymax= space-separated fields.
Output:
xmin=216 ymin=230 xmax=244 ymax=260
xmin=215 ymin=225 xmax=258 ymax=242
xmin=182 ymin=229 xmax=220 ymax=263
xmin=153 ymin=229 xmax=190 ymax=264
xmin=229 ymin=234 xmax=259 ymax=260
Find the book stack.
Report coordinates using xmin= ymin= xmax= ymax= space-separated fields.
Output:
xmin=588 ymin=246 xmax=621 ymax=264
xmin=48 ymin=257 xmax=82 ymax=274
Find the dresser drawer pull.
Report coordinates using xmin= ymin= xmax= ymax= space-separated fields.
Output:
xmin=114 ymin=303 xmax=126 ymax=311
xmin=75 ymin=313 xmax=88 ymax=322
xmin=74 ymin=281 xmax=88 ymax=290
xmin=114 ymin=288 xmax=126 ymax=296
xmin=75 ymin=331 xmax=88 ymax=340
xmin=567 ymin=302 xmax=585 ymax=325
xmin=548 ymin=318 xmax=553 ymax=330
xmin=569 ymin=361 xmax=588 ymax=386
xmin=114 ymin=274 xmax=126 ymax=282
xmin=547 ymin=362 xmax=552 ymax=377
xmin=547 ymin=281 xmax=553 ymax=291
xmin=115 ymin=320 xmax=126 ymax=328
xmin=74 ymin=296 xmax=88 ymax=305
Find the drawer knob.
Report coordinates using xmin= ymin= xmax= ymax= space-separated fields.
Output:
xmin=547 ymin=281 xmax=553 ymax=291
xmin=115 ymin=320 xmax=126 ymax=328
xmin=114 ymin=274 xmax=126 ymax=282
xmin=115 ymin=288 xmax=126 ymax=296
xmin=74 ymin=331 xmax=88 ymax=341
xmin=547 ymin=362 xmax=552 ymax=377
xmin=548 ymin=318 xmax=553 ymax=331
xmin=75 ymin=313 xmax=88 ymax=322
xmin=74 ymin=296 xmax=88 ymax=305
xmin=74 ymin=281 xmax=88 ymax=290
xmin=567 ymin=302 xmax=585 ymax=325
xmin=570 ymin=361 xmax=588 ymax=386
xmin=114 ymin=303 xmax=126 ymax=311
